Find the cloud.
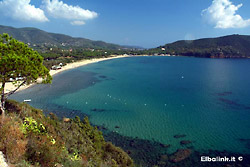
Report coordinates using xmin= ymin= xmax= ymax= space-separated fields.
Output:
xmin=0 ymin=0 xmax=49 ymax=22
xmin=42 ymin=0 xmax=98 ymax=25
xmin=70 ymin=21 xmax=85 ymax=26
xmin=202 ymin=0 xmax=250 ymax=29
xmin=0 ymin=0 xmax=97 ymax=25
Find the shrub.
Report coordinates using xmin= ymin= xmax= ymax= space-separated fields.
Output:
xmin=104 ymin=142 xmax=134 ymax=167
xmin=0 ymin=115 xmax=27 ymax=164
xmin=22 ymin=117 xmax=47 ymax=136
xmin=1 ymin=101 xmax=134 ymax=167
xmin=26 ymin=134 xmax=63 ymax=166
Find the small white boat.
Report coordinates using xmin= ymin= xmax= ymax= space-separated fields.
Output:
xmin=23 ymin=99 xmax=31 ymax=102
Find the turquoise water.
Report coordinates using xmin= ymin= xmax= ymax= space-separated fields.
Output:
xmin=11 ymin=56 xmax=250 ymax=154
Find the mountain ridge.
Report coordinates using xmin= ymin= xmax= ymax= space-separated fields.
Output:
xmin=0 ymin=25 xmax=126 ymax=50
xmin=1 ymin=25 xmax=250 ymax=58
xmin=150 ymin=34 xmax=250 ymax=58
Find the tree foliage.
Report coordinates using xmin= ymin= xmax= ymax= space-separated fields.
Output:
xmin=0 ymin=33 xmax=52 ymax=119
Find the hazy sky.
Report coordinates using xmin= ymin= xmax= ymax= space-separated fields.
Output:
xmin=0 ymin=0 xmax=250 ymax=48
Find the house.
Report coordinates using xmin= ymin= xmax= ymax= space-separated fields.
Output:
xmin=51 ymin=63 xmax=63 ymax=70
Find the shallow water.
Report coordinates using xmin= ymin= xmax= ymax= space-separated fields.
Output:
xmin=11 ymin=56 xmax=250 ymax=155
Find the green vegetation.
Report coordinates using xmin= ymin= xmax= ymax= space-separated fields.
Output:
xmin=146 ymin=34 xmax=250 ymax=58
xmin=0 ymin=25 xmax=141 ymax=70
xmin=0 ymin=25 xmax=126 ymax=50
xmin=41 ymin=48 xmax=141 ymax=70
xmin=0 ymin=100 xmax=133 ymax=167
xmin=0 ymin=33 xmax=52 ymax=121
xmin=2 ymin=25 xmax=250 ymax=59
xmin=0 ymin=33 xmax=133 ymax=166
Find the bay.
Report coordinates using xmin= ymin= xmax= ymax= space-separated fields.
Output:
xmin=11 ymin=56 xmax=250 ymax=155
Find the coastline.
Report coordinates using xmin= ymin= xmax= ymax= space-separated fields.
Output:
xmin=4 ymin=54 xmax=131 ymax=94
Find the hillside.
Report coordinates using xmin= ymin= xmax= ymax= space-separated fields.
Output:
xmin=0 ymin=100 xmax=133 ymax=167
xmin=0 ymin=25 xmax=123 ymax=50
xmin=149 ymin=35 xmax=250 ymax=58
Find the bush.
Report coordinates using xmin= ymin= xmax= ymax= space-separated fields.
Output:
xmin=0 ymin=115 xmax=27 ymax=164
xmin=1 ymin=101 xmax=134 ymax=167
xmin=26 ymin=134 xmax=63 ymax=166
xmin=22 ymin=117 xmax=47 ymax=136
xmin=104 ymin=142 xmax=134 ymax=167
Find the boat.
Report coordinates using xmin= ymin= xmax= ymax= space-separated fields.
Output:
xmin=23 ymin=99 xmax=31 ymax=102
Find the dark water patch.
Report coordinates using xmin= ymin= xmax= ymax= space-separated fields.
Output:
xmin=97 ymin=75 xmax=115 ymax=81
xmin=216 ymin=91 xmax=233 ymax=96
xmin=42 ymin=70 xmax=101 ymax=96
xmin=244 ymin=106 xmax=250 ymax=110
xmin=239 ymin=139 xmax=250 ymax=149
xmin=180 ymin=140 xmax=193 ymax=145
xmin=174 ymin=134 xmax=187 ymax=139
xmin=218 ymin=98 xmax=250 ymax=110
xmin=43 ymin=108 xmax=89 ymax=120
xmin=102 ymin=130 xmax=169 ymax=166
xmin=11 ymin=70 xmax=101 ymax=101
xmin=41 ymin=103 xmax=90 ymax=120
xmin=96 ymin=124 xmax=108 ymax=131
xmin=218 ymin=98 xmax=241 ymax=106
xmin=91 ymin=108 xmax=106 ymax=112
xmin=90 ymin=108 xmax=127 ymax=113
xmin=101 ymin=128 xmax=250 ymax=167
xmin=99 ymin=75 xmax=107 ymax=79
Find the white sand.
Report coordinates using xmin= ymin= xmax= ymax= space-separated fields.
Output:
xmin=4 ymin=55 xmax=131 ymax=94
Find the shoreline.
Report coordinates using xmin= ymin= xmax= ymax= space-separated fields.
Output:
xmin=5 ymin=54 xmax=131 ymax=94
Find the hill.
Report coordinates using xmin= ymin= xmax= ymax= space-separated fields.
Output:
xmin=149 ymin=35 xmax=250 ymax=58
xmin=0 ymin=100 xmax=133 ymax=167
xmin=0 ymin=25 xmax=124 ymax=50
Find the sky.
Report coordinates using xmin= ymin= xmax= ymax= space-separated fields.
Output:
xmin=0 ymin=0 xmax=250 ymax=48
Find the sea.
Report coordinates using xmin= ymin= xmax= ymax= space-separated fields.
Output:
xmin=10 ymin=56 xmax=250 ymax=166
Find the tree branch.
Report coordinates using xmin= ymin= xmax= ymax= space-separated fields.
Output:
xmin=5 ymin=80 xmax=26 ymax=99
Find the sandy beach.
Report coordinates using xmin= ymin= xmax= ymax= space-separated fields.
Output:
xmin=4 ymin=54 xmax=131 ymax=94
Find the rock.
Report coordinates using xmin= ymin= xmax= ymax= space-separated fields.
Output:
xmin=49 ymin=112 xmax=57 ymax=120
xmin=160 ymin=154 xmax=168 ymax=161
xmin=169 ymin=149 xmax=192 ymax=163
xmin=99 ymin=75 xmax=107 ymax=78
xmin=63 ymin=118 xmax=71 ymax=123
xmin=115 ymin=126 xmax=120 ymax=129
xmin=91 ymin=108 xmax=106 ymax=112
xmin=127 ymin=150 xmax=132 ymax=154
xmin=180 ymin=140 xmax=192 ymax=145
xmin=174 ymin=134 xmax=186 ymax=138
xmin=160 ymin=143 xmax=171 ymax=148
xmin=158 ymin=161 xmax=167 ymax=165
xmin=0 ymin=151 xmax=8 ymax=167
